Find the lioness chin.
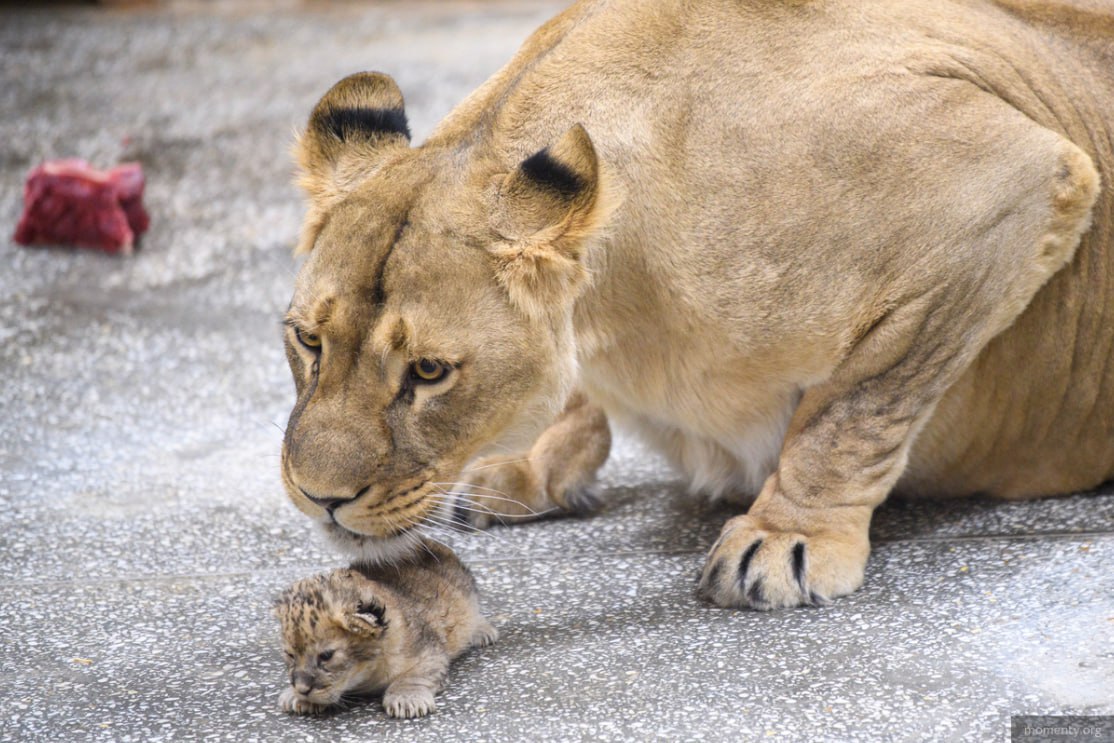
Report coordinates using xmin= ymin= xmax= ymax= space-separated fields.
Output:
xmin=281 ymin=0 xmax=1113 ymax=610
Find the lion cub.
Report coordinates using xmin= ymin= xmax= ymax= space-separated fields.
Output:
xmin=274 ymin=540 xmax=497 ymax=718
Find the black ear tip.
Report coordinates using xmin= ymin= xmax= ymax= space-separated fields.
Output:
xmin=309 ymin=71 xmax=410 ymax=143
xmin=520 ymin=147 xmax=586 ymax=198
xmin=356 ymin=598 xmax=388 ymax=626
xmin=318 ymin=107 xmax=411 ymax=143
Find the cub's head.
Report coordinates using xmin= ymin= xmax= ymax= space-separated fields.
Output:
xmin=281 ymin=72 xmax=615 ymax=561
xmin=275 ymin=569 xmax=391 ymax=709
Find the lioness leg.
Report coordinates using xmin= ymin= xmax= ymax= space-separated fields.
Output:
xmin=699 ymin=94 xmax=1100 ymax=609
xmin=453 ymin=391 xmax=611 ymax=527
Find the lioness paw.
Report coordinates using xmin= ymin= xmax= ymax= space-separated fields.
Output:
xmin=697 ymin=515 xmax=869 ymax=609
xmin=453 ymin=454 xmax=603 ymax=529
xmin=383 ymin=689 xmax=436 ymax=719
xmin=278 ymin=687 xmax=328 ymax=716
xmin=559 ymin=482 xmax=602 ymax=515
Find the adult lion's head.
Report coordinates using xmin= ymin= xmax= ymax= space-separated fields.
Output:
xmin=280 ymin=72 xmax=614 ymax=561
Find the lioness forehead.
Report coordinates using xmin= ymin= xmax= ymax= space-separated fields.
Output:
xmin=292 ymin=177 xmax=504 ymax=342
xmin=302 ymin=196 xmax=409 ymax=296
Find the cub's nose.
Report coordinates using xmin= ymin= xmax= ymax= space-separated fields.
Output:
xmin=292 ymin=671 xmax=315 ymax=695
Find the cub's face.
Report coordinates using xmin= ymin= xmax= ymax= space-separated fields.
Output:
xmin=275 ymin=571 xmax=390 ymax=709
xmin=280 ymin=73 xmax=610 ymax=560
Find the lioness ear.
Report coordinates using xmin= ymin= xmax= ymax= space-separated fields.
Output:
xmin=490 ymin=124 xmax=616 ymax=318
xmin=294 ymin=72 xmax=411 ymax=254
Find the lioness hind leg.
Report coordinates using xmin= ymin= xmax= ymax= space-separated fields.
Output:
xmin=453 ymin=391 xmax=611 ymax=528
xmin=700 ymin=89 xmax=1099 ymax=610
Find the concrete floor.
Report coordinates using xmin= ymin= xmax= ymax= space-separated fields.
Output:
xmin=1 ymin=2 xmax=1112 ymax=741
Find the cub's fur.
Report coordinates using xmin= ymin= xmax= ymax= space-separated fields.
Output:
xmin=275 ymin=540 xmax=497 ymax=718
xmin=281 ymin=0 xmax=1112 ymax=610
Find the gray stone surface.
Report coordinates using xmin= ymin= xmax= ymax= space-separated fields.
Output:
xmin=1 ymin=2 xmax=1111 ymax=741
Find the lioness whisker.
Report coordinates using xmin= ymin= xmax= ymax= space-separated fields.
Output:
xmin=420 ymin=520 xmax=529 ymax=558
xmin=422 ymin=513 xmax=490 ymax=535
xmin=426 ymin=491 xmax=530 ymax=518
xmin=400 ymin=514 xmax=470 ymax=544
xmin=426 ymin=495 xmax=551 ymax=521
xmin=422 ymin=533 xmax=453 ymax=552
xmin=427 ymin=498 xmax=533 ymax=523
xmin=415 ymin=535 xmax=441 ymax=562
xmin=430 ymin=482 xmax=512 ymax=497
xmin=430 ymin=490 xmax=553 ymax=517
xmin=422 ymin=513 xmax=523 ymax=547
xmin=430 ymin=483 xmax=553 ymax=516
xmin=461 ymin=457 xmax=530 ymax=473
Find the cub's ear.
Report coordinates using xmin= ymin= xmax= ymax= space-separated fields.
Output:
xmin=345 ymin=597 xmax=388 ymax=637
xmin=489 ymin=124 xmax=618 ymax=318
xmin=294 ymin=72 xmax=411 ymax=254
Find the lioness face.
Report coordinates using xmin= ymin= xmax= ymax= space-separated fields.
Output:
xmin=281 ymin=74 xmax=609 ymax=559
xmin=282 ymin=164 xmax=566 ymax=555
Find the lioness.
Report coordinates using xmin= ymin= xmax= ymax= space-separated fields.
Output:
xmin=280 ymin=0 xmax=1113 ymax=609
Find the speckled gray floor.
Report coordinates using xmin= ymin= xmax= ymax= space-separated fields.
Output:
xmin=1 ymin=2 xmax=1112 ymax=742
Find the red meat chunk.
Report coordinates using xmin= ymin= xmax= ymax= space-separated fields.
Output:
xmin=12 ymin=159 xmax=150 ymax=255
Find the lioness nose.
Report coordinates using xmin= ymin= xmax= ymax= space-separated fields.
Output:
xmin=300 ymin=489 xmax=348 ymax=512
xmin=284 ymin=420 xmax=382 ymax=501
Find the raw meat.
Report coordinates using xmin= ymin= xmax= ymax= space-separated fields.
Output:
xmin=13 ymin=159 xmax=150 ymax=255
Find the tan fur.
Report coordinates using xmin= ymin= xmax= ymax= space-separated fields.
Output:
xmin=274 ymin=540 xmax=496 ymax=718
xmin=282 ymin=0 xmax=1112 ymax=609
xmin=460 ymin=391 xmax=612 ymax=526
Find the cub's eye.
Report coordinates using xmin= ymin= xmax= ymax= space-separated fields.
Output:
xmin=295 ymin=327 xmax=321 ymax=350
xmin=410 ymin=359 xmax=448 ymax=383
xmin=317 ymin=649 xmax=334 ymax=664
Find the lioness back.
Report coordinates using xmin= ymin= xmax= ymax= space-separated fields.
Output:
xmin=430 ymin=0 xmax=1114 ymax=500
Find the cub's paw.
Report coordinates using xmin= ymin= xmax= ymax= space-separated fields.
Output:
xmin=383 ymin=688 xmax=437 ymax=719
xmin=471 ymin=620 xmax=499 ymax=648
xmin=278 ymin=687 xmax=328 ymax=716
xmin=697 ymin=515 xmax=869 ymax=609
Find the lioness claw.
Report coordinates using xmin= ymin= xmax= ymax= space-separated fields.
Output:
xmin=698 ymin=515 xmax=864 ymax=610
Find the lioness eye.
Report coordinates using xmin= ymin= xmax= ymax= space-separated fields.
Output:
xmin=410 ymin=359 xmax=447 ymax=383
xmin=295 ymin=327 xmax=321 ymax=350
xmin=317 ymin=649 xmax=334 ymax=664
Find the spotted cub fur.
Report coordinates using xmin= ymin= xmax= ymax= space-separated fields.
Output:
xmin=274 ymin=540 xmax=497 ymax=718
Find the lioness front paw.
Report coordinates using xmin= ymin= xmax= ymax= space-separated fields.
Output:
xmin=697 ymin=514 xmax=869 ymax=609
xmin=453 ymin=455 xmax=602 ymax=529
xmin=453 ymin=455 xmax=540 ymax=529
xmin=558 ymin=482 xmax=602 ymax=515
xmin=382 ymin=688 xmax=436 ymax=719
xmin=278 ymin=687 xmax=328 ymax=716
